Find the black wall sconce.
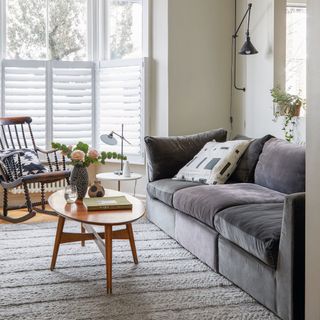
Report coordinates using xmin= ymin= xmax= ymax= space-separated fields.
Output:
xmin=232 ymin=3 xmax=258 ymax=92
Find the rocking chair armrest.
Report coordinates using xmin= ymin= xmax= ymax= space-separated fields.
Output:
xmin=1 ymin=177 xmax=24 ymax=189
xmin=36 ymin=147 xmax=58 ymax=155
xmin=0 ymin=150 xmax=25 ymax=160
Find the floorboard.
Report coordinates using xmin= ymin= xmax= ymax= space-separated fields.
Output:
xmin=0 ymin=206 xmax=57 ymax=224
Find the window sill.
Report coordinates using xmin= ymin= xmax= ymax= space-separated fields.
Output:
xmin=104 ymin=156 xmax=145 ymax=166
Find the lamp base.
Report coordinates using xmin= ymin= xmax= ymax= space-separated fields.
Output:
xmin=113 ymin=170 xmax=123 ymax=176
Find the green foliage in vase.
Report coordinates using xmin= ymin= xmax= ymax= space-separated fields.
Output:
xmin=52 ymin=141 xmax=127 ymax=168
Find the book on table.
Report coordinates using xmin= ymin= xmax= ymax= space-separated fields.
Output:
xmin=83 ymin=196 xmax=132 ymax=211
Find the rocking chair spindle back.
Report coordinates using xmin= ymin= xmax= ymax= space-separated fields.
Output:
xmin=0 ymin=116 xmax=71 ymax=223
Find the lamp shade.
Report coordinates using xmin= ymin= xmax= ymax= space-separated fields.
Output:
xmin=239 ymin=36 xmax=258 ymax=55
xmin=100 ymin=133 xmax=117 ymax=145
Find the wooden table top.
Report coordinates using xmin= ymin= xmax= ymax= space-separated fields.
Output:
xmin=48 ymin=189 xmax=145 ymax=226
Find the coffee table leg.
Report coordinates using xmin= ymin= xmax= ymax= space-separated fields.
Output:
xmin=105 ymin=224 xmax=113 ymax=294
xmin=127 ymin=223 xmax=138 ymax=264
xmin=50 ymin=216 xmax=65 ymax=271
xmin=81 ymin=223 xmax=85 ymax=247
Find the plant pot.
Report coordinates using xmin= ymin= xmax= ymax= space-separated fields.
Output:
xmin=70 ymin=165 xmax=88 ymax=200
xmin=274 ymin=102 xmax=301 ymax=118
xmin=292 ymin=102 xmax=301 ymax=117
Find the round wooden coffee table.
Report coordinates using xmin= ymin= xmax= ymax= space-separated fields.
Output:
xmin=48 ymin=189 xmax=145 ymax=294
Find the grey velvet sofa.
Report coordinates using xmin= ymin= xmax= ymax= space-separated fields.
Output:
xmin=145 ymin=129 xmax=305 ymax=320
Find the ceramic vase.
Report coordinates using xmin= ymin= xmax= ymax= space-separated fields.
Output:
xmin=88 ymin=180 xmax=105 ymax=198
xmin=70 ymin=165 xmax=88 ymax=200
xmin=123 ymin=160 xmax=131 ymax=177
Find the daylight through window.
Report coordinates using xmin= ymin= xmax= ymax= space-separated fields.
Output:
xmin=0 ymin=0 xmax=147 ymax=163
xmin=286 ymin=5 xmax=306 ymax=99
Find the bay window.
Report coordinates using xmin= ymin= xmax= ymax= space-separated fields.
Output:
xmin=0 ymin=0 xmax=148 ymax=163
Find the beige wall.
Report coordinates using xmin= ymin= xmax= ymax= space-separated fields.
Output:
xmin=167 ymin=0 xmax=233 ymax=136
xmin=150 ymin=0 xmax=233 ymax=137
xmin=306 ymin=0 xmax=320 ymax=318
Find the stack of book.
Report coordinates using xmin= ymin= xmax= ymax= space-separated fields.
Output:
xmin=83 ymin=196 xmax=132 ymax=211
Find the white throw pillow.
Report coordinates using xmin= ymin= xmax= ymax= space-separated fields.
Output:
xmin=174 ymin=140 xmax=251 ymax=184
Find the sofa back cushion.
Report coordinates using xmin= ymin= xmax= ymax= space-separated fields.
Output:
xmin=230 ymin=134 xmax=274 ymax=183
xmin=254 ymin=138 xmax=305 ymax=194
xmin=144 ymin=129 xmax=227 ymax=182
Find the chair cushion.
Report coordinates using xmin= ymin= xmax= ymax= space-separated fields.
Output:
xmin=144 ymin=129 xmax=227 ymax=182
xmin=230 ymin=134 xmax=274 ymax=183
xmin=172 ymin=183 xmax=285 ymax=228
xmin=214 ymin=203 xmax=284 ymax=267
xmin=254 ymin=138 xmax=305 ymax=194
xmin=147 ymin=179 xmax=201 ymax=206
xmin=1 ymin=149 xmax=48 ymax=176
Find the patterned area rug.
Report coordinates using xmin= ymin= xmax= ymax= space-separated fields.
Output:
xmin=0 ymin=218 xmax=279 ymax=320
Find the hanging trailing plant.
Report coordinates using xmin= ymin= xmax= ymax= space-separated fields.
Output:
xmin=270 ymin=86 xmax=305 ymax=143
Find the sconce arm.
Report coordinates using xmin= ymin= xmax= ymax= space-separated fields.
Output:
xmin=233 ymin=3 xmax=252 ymax=38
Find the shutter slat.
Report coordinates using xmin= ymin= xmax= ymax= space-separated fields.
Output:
xmin=52 ymin=65 xmax=93 ymax=145
xmin=2 ymin=59 xmax=145 ymax=158
xmin=3 ymin=65 xmax=46 ymax=149
xmin=99 ymin=60 xmax=144 ymax=156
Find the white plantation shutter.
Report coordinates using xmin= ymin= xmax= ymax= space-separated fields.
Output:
xmin=0 ymin=59 xmax=147 ymax=162
xmin=52 ymin=61 xmax=94 ymax=146
xmin=1 ymin=60 xmax=46 ymax=148
xmin=98 ymin=59 xmax=146 ymax=162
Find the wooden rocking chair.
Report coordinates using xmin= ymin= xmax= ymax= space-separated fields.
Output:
xmin=0 ymin=117 xmax=71 ymax=223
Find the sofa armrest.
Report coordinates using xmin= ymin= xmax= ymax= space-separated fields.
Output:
xmin=276 ymin=192 xmax=305 ymax=320
xmin=144 ymin=129 xmax=227 ymax=182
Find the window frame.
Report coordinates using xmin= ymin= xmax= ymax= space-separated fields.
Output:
xmin=0 ymin=0 xmax=6 ymax=60
xmin=285 ymin=2 xmax=307 ymax=98
xmin=0 ymin=0 xmax=149 ymax=164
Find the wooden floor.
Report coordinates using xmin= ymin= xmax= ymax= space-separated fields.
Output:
xmin=0 ymin=207 xmax=57 ymax=224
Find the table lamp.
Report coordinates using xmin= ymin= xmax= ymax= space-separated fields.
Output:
xmin=100 ymin=124 xmax=131 ymax=175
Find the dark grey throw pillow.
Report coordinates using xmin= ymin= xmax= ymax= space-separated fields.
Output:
xmin=254 ymin=138 xmax=305 ymax=194
xmin=229 ymin=134 xmax=274 ymax=183
xmin=144 ymin=129 xmax=227 ymax=182
xmin=0 ymin=149 xmax=48 ymax=176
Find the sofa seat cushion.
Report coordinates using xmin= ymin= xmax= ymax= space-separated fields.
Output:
xmin=172 ymin=183 xmax=285 ymax=228
xmin=214 ymin=203 xmax=284 ymax=267
xmin=147 ymin=179 xmax=201 ymax=206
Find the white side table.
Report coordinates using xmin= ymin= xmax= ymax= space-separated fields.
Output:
xmin=96 ymin=172 xmax=143 ymax=196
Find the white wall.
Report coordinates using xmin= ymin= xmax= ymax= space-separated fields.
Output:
xmin=305 ymin=0 xmax=320 ymax=318
xmin=234 ymin=0 xmax=306 ymax=142
xmin=231 ymin=0 xmax=247 ymax=138
xmin=150 ymin=0 xmax=169 ymax=136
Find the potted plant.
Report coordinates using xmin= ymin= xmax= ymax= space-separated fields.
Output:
xmin=52 ymin=141 xmax=125 ymax=200
xmin=270 ymin=86 xmax=305 ymax=142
